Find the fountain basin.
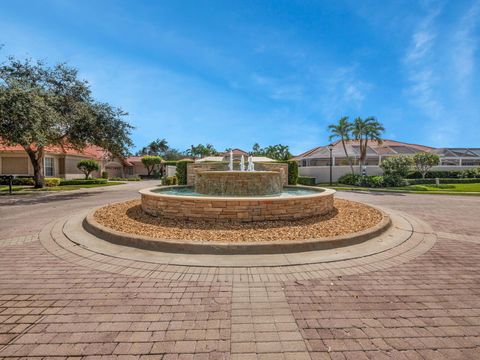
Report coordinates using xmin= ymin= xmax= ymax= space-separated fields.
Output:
xmin=195 ymin=170 xmax=283 ymax=196
xmin=140 ymin=185 xmax=335 ymax=222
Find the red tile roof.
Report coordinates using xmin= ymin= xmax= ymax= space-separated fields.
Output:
xmin=219 ymin=149 xmax=249 ymax=156
xmin=0 ymin=140 xmax=108 ymax=160
xmin=293 ymin=139 xmax=434 ymax=160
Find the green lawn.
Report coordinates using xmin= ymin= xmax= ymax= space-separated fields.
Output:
xmin=0 ymin=181 xmax=125 ymax=193
xmin=319 ymin=182 xmax=480 ymax=195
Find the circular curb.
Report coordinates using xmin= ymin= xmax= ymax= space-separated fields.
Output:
xmin=83 ymin=201 xmax=391 ymax=255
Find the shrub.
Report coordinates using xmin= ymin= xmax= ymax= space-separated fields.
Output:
xmin=165 ymin=176 xmax=178 ymax=185
xmin=407 ymin=170 xmax=463 ymax=179
xmin=380 ymin=155 xmax=413 ymax=178
xmin=338 ymin=173 xmax=362 ymax=185
xmin=383 ymin=174 xmax=407 ymax=187
xmin=77 ymin=159 xmax=100 ymax=179
xmin=359 ymin=176 xmax=384 ymax=188
xmin=176 ymin=160 xmax=193 ymax=185
xmin=286 ymin=160 xmax=298 ymax=185
xmin=101 ymin=171 xmax=109 ymax=179
xmin=44 ymin=178 xmax=61 ymax=187
xmin=408 ymin=178 xmax=480 ymax=185
xmin=59 ymin=178 xmax=108 ymax=185
xmin=460 ymin=167 xmax=480 ymax=178
xmin=297 ymin=176 xmax=316 ymax=186
xmin=2 ymin=177 xmax=35 ymax=186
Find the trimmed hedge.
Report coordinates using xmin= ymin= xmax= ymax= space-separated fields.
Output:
xmin=163 ymin=161 xmax=178 ymax=166
xmin=407 ymin=178 xmax=480 ymax=185
xmin=286 ymin=160 xmax=298 ymax=185
xmin=1 ymin=177 xmax=35 ymax=186
xmin=338 ymin=173 xmax=407 ymax=187
xmin=109 ymin=177 xmax=141 ymax=181
xmin=407 ymin=170 xmax=463 ymax=179
xmin=59 ymin=178 xmax=108 ymax=186
xmin=176 ymin=160 xmax=193 ymax=185
xmin=139 ymin=174 xmax=162 ymax=179
xmin=297 ymin=176 xmax=316 ymax=186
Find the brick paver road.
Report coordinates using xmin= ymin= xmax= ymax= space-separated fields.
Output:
xmin=0 ymin=183 xmax=479 ymax=359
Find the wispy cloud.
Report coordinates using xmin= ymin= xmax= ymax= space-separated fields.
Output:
xmin=318 ymin=66 xmax=372 ymax=120
xmin=402 ymin=3 xmax=454 ymax=144
xmin=452 ymin=0 xmax=480 ymax=94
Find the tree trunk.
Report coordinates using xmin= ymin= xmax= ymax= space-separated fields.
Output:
xmin=25 ymin=146 xmax=45 ymax=188
xmin=341 ymin=140 xmax=354 ymax=174
xmin=358 ymin=138 xmax=364 ymax=173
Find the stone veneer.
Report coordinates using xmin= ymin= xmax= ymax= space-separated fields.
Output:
xmin=195 ymin=171 xmax=283 ymax=196
xmin=187 ymin=162 xmax=289 ymax=186
xmin=140 ymin=186 xmax=335 ymax=222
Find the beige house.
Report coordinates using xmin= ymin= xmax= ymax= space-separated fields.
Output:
xmin=0 ymin=142 xmax=149 ymax=179
xmin=294 ymin=139 xmax=480 ymax=183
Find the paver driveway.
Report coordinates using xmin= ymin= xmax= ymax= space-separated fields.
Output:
xmin=0 ymin=182 xmax=479 ymax=359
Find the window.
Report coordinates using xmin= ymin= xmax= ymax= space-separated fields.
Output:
xmin=45 ymin=157 xmax=54 ymax=177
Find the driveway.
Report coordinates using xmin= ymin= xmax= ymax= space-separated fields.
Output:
xmin=0 ymin=187 xmax=479 ymax=359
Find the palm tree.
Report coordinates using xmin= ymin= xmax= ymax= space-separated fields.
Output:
xmin=138 ymin=138 xmax=169 ymax=156
xmin=352 ymin=117 xmax=384 ymax=171
xmin=328 ymin=116 xmax=354 ymax=174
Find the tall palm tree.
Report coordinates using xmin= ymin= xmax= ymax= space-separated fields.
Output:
xmin=352 ymin=117 xmax=384 ymax=171
xmin=328 ymin=116 xmax=354 ymax=174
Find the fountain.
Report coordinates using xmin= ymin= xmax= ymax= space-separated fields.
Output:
xmin=228 ymin=150 xmax=233 ymax=171
xmin=140 ymin=150 xmax=335 ymax=222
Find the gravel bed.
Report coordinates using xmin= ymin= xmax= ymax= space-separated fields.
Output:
xmin=93 ymin=199 xmax=383 ymax=242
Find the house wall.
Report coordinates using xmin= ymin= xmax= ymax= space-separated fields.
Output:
xmin=299 ymin=165 xmax=479 ymax=183
xmin=166 ymin=165 xmax=176 ymax=177
xmin=63 ymin=155 xmax=101 ymax=179
xmin=1 ymin=155 xmax=29 ymax=175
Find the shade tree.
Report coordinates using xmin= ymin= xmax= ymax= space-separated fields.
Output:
xmin=0 ymin=57 xmax=133 ymax=187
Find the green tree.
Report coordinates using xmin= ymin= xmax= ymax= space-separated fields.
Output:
xmin=162 ymin=148 xmax=185 ymax=161
xmin=186 ymin=143 xmax=217 ymax=158
xmin=328 ymin=116 xmax=354 ymax=174
xmin=0 ymin=57 xmax=133 ymax=188
xmin=380 ymin=155 xmax=413 ymax=178
xmin=263 ymin=144 xmax=292 ymax=161
xmin=138 ymin=138 xmax=169 ymax=156
xmin=412 ymin=152 xmax=440 ymax=179
xmin=251 ymin=143 xmax=265 ymax=156
xmin=77 ymin=159 xmax=100 ymax=179
xmin=141 ymin=155 xmax=162 ymax=176
xmin=352 ymin=117 xmax=385 ymax=171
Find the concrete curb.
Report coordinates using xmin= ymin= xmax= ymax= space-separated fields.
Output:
xmin=83 ymin=202 xmax=391 ymax=255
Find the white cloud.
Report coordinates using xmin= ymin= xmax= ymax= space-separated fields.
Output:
xmin=452 ymin=0 xmax=480 ymax=94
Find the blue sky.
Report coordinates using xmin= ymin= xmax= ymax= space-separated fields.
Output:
xmin=1 ymin=0 xmax=479 ymax=154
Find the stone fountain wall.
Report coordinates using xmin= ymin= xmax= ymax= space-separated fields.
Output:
xmin=195 ymin=171 xmax=283 ymax=196
xmin=141 ymin=186 xmax=335 ymax=222
xmin=186 ymin=162 xmax=288 ymax=186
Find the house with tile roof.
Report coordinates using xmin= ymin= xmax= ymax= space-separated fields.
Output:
xmin=293 ymin=139 xmax=480 ymax=183
xmin=0 ymin=141 xmax=149 ymax=179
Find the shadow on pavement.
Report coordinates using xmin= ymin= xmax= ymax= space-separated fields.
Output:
xmin=0 ymin=191 xmax=102 ymax=206
xmin=344 ymin=190 xmax=407 ymax=197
